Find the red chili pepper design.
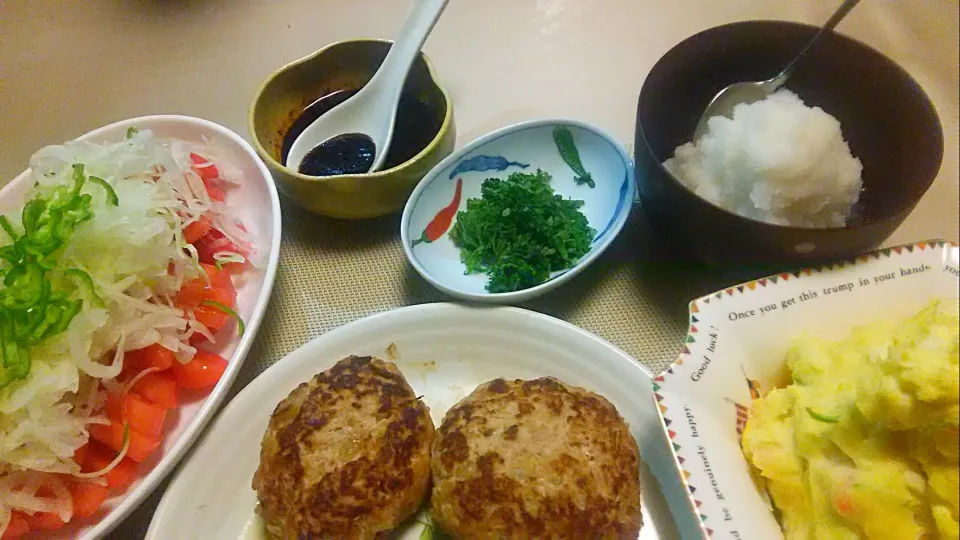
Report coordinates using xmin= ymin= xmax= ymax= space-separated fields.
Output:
xmin=412 ymin=178 xmax=463 ymax=246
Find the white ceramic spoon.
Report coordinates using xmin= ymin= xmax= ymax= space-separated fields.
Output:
xmin=285 ymin=0 xmax=449 ymax=175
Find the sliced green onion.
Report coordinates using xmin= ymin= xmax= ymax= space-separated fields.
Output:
xmin=0 ymin=216 xmax=18 ymax=241
xmin=2 ymin=262 xmax=45 ymax=311
xmin=21 ymin=199 xmax=45 ymax=235
xmin=126 ymin=127 xmax=138 ymax=139
xmin=66 ymin=268 xmax=104 ymax=307
xmin=88 ymin=176 xmax=119 ymax=206
xmin=0 ymin=324 xmax=30 ymax=387
xmin=71 ymin=164 xmax=87 ymax=193
xmin=53 ymin=299 xmax=82 ymax=334
xmin=806 ymin=407 xmax=840 ymax=424
xmin=0 ymin=245 xmax=21 ymax=264
xmin=0 ymin=161 xmax=98 ymax=388
xmin=202 ymin=300 xmax=245 ymax=336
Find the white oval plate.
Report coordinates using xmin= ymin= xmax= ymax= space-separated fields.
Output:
xmin=0 ymin=115 xmax=282 ymax=540
xmin=148 ymin=303 xmax=699 ymax=540
xmin=401 ymin=119 xmax=635 ymax=304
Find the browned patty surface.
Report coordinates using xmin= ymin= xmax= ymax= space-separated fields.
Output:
xmin=253 ymin=356 xmax=434 ymax=539
xmin=431 ymin=377 xmax=642 ymax=539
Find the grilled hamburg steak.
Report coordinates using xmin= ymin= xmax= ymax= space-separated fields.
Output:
xmin=253 ymin=356 xmax=434 ymax=539
xmin=431 ymin=377 xmax=642 ymax=539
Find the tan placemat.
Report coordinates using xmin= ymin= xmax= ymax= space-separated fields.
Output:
xmin=240 ymin=198 xmax=704 ymax=384
xmin=114 ymin=193 xmax=729 ymax=538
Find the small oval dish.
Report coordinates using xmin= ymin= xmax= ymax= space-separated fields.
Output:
xmin=400 ymin=119 xmax=635 ymax=304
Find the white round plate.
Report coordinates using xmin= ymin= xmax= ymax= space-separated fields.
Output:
xmin=401 ymin=119 xmax=635 ymax=304
xmin=148 ymin=303 xmax=695 ymax=540
xmin=0 ymin=115 xmax=282 ymax=540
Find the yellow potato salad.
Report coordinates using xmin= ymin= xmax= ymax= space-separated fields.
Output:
xmin=743 ymin=300 xmax=959 ymax=540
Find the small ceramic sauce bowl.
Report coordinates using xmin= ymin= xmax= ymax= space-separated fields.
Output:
xmin=401 ymin=119 xmax=636 ymax=304
xmin=248 ymin=39 xmax=455 ymax=219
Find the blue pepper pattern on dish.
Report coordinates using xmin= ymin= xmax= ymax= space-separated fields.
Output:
xmin=448 ymin=155 xmax=529 ymax=180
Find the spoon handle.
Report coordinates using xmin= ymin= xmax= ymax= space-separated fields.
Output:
xmin=769 ymin=0 xmax=861 ymax=89
xmin=366 ymin=0 xmax=449 ymax=102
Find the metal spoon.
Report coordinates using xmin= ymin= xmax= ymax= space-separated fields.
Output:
xmin=693 ymin=0 xmax=861 ymax=141
xmin=286 ymin=0 xmax=449 ymax=175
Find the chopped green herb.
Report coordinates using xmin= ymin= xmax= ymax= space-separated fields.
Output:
xmin=126 ymin=127 xmax=138 ymax=139
xmin=806 ymin=407 xmax=840 ymax=423
xmin=449 ymin=170 xmax=594 ymax=293
xmin=553 ymin=126 xmax=595 ymax=188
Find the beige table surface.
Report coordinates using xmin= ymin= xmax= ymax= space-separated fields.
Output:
xmin=1 ymin=1 xmax=958 ymax=538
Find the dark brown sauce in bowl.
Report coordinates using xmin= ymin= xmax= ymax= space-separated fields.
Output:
xmin=298 ymin=133 xmax=375 ymax=176
xmin=281 ymin=89 xmax=441 ymax=176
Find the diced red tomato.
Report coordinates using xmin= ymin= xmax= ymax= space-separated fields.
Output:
xmin=83 ymin=443 xmax=138 ymax=491
xmin=89 ymin=422 xmax=160 ymax=463
xmin=183 ymin=214 xmax=213 ymax=245
xmin=204 ymin=285 xmax=237 ymax=309
xmin=194 ymin=228 xmax=248 ymax=268
xmin=177 ymin=283 xmax=235 ymax=310
xmin=172 ymin=350 xmax=227 ymax=389
xmin=189 ymin=153 xmax=220 ymax=181
xmin=70 ymin=482 xmax=110 ymax=519
xmin=175 ymin=278 xmax=208 ymax=308
xmin=176 ymin=267 xmax=235 ymax=310
xmin=193 ymin=305 xmax=229 ymax=334
xmin=189 ymin=153 xmax=227 ymax=202
xmin=105 ymin=393 xmax=167 ymax=439
xmin=175 ymin=263 xmax=237 ymax=340
xmin=1 ymin=513 xmax=29 ymax=538
xmin=72 ymin=443 xmax=89 ymax=468
xmin=206 ymin=184 xmax=226 ymax=202
xmin=201 ymin=263 xmax=234 ymax=293
xmin=124 ymin=344 xmax=175 ymax=372
xmin=129 ymin=372 xmax=178 ymax=409
xmin=22 ymin=512 xmax=64 ymax=531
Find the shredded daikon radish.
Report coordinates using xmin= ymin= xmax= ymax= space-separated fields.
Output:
xmin=0 ymin=128 xmax=255 ymax=522
xmin=123 ymin=367 xmax=162 ymax=395
xmin=74 ymin=427 xmax=130 ymax=480
xmin=213 ymin=251 xmax=247 ymax=267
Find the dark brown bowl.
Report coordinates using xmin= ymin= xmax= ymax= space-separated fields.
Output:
xmin=635 ymin=21 xmax=944 ymax=264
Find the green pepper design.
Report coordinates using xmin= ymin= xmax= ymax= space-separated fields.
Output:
xmin=0 ymin=164 xmax=116 ymax=389
xmin=552 ymin=126 xmax=595 ymax=188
